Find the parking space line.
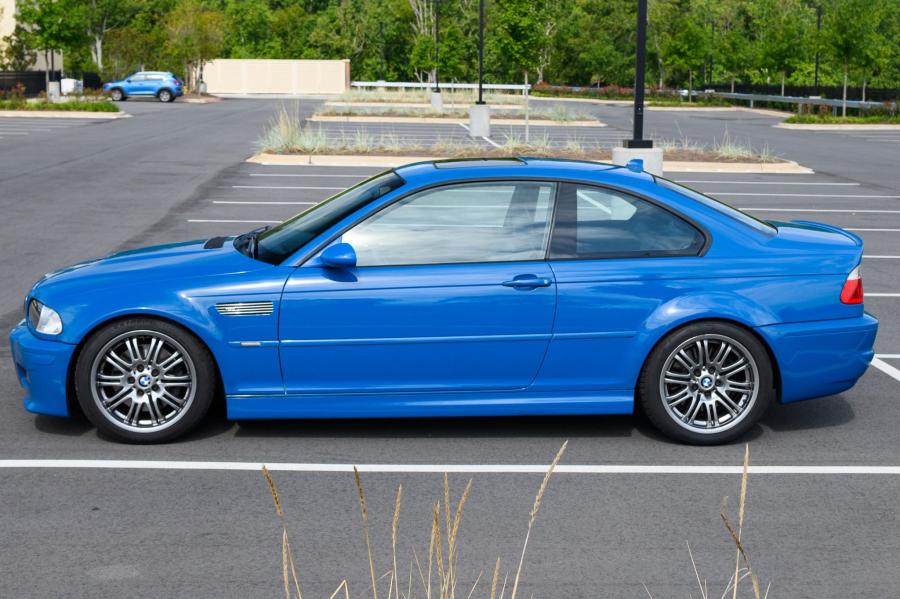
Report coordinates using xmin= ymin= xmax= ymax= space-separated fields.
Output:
xmin=742 ymin=208 xmax=900 ymax=214
xmin=864 ymin=256 xmax=900 ymax=260
xmin=867 ymin=294 xmax=900 ymax=297
xmin=3 ymin=459 xmax=900 ymax=474
xmin=187 ymin=219 xmax=278 ymax=224
xmin=720 ymin=193 xmax=900 ymax=198
xmin=232 ymin=185 xmax=344 ymax=190
xmin=249 ymin=173 xmax=370 ymax=178
xmin=876 ymin=354 xmax=900 ymax=359
xmin=847 ymin=229 xmax=900 ymax=232
xmin=871 ymin=358 xmax=900 ymax=383
xmin=676 ymin=180 xmax=860 ymax=186
xmin=212 ymin=201 xmax=315 ymax=205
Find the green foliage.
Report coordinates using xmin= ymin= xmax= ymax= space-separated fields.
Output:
xmin=4 ymin=0 xmax=897 ymax=96
xmin=0 ymin=25 xmax=38 ymax=71
xmin=0 ymin=98 xmax=119 ymax=111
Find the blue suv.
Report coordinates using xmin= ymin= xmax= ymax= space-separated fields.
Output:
xmin=103 ymin=71 xmax=184 ymax=103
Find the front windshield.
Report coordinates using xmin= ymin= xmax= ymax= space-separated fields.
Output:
xmin=253 ymin=170 xmax=405 ymax=264
xmin=655 ymin=177 xmax=776 ymax=235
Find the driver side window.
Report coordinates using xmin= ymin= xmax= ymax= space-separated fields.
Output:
xmin=342 ymin=181 xmax=556 ymax=267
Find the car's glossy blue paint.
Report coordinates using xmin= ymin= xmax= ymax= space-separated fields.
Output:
xmin=102 ymin=71 xmax=184 ymax=99
xmin=9 ymin=158 xmax=877 ymax=422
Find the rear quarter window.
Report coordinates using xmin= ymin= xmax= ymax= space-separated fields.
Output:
xmin=655 ymin=178 xmax=776 ymax=236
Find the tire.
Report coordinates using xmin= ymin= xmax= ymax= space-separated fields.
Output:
xmin=74 ymin=318 xmax=216 ymax=443
xmin=158 ymin=89 xmax=173 ymax=103
xmin=110 ymin=88 xmax=125 ymax=102
xmin=638 ymin=321 xmax=774 ymax=445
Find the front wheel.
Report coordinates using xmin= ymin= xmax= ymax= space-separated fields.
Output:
xmin=110 ymin=88 xmax=125 ymax=102
xmin=638 ymin=322 xmax=774 ymax=445
xmin=158 ymin=89 xmax=173 ymax=103
xmin=74 ymin=318 xmax=216 ymax=443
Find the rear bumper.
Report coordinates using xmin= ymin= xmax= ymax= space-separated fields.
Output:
xmin=8 ymin=322 xmax=74 ymax=417
xmin=757 ymin=313 xmax=878 ymax=403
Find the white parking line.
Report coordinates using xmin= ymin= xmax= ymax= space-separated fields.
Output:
xmin=876 ymin=354 xmax=900 ymax=359
xmin=871 ymin=358 xmax=900 ymax=383
xmin=677 ymin=180 xmax=860 ymax=186
xmin=232 ymin=185 xmax=344 ymax=190
xmin=249 ymin=173 xmax=369 ymax=178
xmin=864 ymin=256 xmax=900 ymax=259
xmin=867 ymin=294 xmax=900 ymax=297
xmin=720 ymin=193 xmax=900 ymax=198
xmin=847 ymin=229 xmax=900 ymax=232
xmin=212 ymin=201 xmax=315 ymax=205
xmin=188 ymin=219 xmax=278 ymax=224
xmin=742 ymin=208 xmax=900 ymax=214
xmin=2 ymin=459 xmax=900 ymax=474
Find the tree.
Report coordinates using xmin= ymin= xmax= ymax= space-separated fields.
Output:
xmin=0 ymin=25 xmax=38 ymax=71
xmin=165 ymin=0 xmax=224 ymax=90
xmin=713 ymin=0 xmax=753 ymax=92
xmin=224 ymin=0 xmax=274 ymax=58
xmin=80 ymin=0 xmax=138 ymax=71
xmin=753 ymin=0 xmax=811 ymax=95
xmin=664 ymin=9 xmax=709 ymax=100
xmin=17 ymin=0 xmax=87 ymax=87
xmin=822 ymin=0 xmax=882 ymax=115
xmin=488 ymin=0 xmax=553 ymax=84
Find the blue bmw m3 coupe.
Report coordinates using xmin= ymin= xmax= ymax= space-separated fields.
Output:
xmin=10 ymin=158 xmax=877 ymax=444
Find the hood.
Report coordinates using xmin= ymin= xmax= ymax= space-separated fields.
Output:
xmin=31 ymin=238 xmax=270 ymax=298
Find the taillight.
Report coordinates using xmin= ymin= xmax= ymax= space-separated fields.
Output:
xmin=840 ymin=265 xmax=863 ymax=304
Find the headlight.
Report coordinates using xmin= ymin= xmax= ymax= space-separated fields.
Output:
xmin=28 ymin=299 xmax=63 ymax=335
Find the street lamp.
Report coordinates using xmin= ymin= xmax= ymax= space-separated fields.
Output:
xmin=431 ymin=0 xmax=443 ymax=110
xmin=624 ymin=0 xmax=651 ymax=149
xmin=613 ymin=0 xmax=663 ymax=175
xmin=468 ymin=0 xmax=490 ymax=137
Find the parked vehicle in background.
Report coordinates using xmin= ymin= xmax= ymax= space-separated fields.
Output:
xmin=102 ymin=72 xmax=184 ymax=102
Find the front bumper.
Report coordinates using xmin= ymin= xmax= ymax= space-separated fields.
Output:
xmin=9 ymin=321 xmax=75 ymax=417
xmin=757 ymin=313 xmax=878 ymax=403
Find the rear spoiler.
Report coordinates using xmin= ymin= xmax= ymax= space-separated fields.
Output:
xmin=788 ymin=220 xmax=863 ymax=247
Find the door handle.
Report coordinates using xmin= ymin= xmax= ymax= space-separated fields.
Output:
xmin=502 ymin=275 xmax=552 ymax=289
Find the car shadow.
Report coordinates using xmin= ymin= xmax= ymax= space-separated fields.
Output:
xmin=761 ymin=394 xmax=855 ymax=432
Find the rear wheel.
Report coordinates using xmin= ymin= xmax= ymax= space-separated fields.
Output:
xmin=638 ymin=322 xmax=774 ymax=445
xmin=74 ymin=318 xmax=216 ymax=443
xmin=158 ymin=89 xmax=173 ymax=103
xmin=110 ymin=88 xmax=125 ymax=102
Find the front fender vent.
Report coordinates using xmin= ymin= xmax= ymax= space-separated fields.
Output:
xmin=215 ymin=301 xmax=274 ymax=316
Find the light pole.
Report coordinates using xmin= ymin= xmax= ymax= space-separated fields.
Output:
xmin=468 ymin=0 xmax=490 ymax=136
xmin=613 ymin=0 xmax=663 ymax=174
xmin=625 ymin=0 xmax=651 ymax=149
xmin=431 ymin=0 xmax=443 ymax=110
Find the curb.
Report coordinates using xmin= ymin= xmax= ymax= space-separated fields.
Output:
xmin=775 ymin=123 xmax=900 ymax=130
xmin=247 ymin=153 xmax=812 ymax=173
xmin=0 ymin=109 xmax=129 ymax=119
xmin=308 ymin=115 xmax=605 ymax=127
xmin=325 ymin=101 xmax=522 ymax=110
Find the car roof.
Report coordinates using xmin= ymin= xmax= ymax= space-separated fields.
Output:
xmin=393 ymin=157 xmax=656 ymax=187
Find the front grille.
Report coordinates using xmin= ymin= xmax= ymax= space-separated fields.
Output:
xmin=215 ymin=301 xmax=274 ymax=316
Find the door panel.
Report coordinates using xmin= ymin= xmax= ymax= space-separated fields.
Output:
xmin=279 ymin=262 xmax=556 ymax=393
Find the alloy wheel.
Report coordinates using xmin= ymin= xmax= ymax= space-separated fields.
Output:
xmin=658 ymin=334 xmax=759 ymax=434
xmin=89 ymin=330 xmax=196 ymax=433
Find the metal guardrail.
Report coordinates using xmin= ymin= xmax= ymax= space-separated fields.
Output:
xmin=707 ymin=91 xmax=892 ymax=111
xmin=352 ymin=80 xmax=531 ymax=94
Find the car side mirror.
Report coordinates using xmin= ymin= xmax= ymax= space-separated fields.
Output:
xmin=320 ymin=243 xmax=357 ymax=269
xmin=126 ymin=79 xmax=131 ymax=83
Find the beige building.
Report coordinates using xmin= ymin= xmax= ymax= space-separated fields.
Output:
xmin=200 ymin=59 xmax=351 ymax=95
xmin=0 ymin=0 xmax=62 ymax=71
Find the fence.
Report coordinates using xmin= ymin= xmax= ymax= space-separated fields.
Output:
xmin=0 ymin=71 xmax=102 ymax=95
xmin=351 ymin=81 xmax=532 ymax=94
xmin=707 ymin=83 xmax=898 ymax=103
xmin=707 ymin=91 xmax=896 ymax=112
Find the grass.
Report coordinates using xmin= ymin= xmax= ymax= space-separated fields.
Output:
xmin=262 ymin=443 xmax=769 ymax=599
xmin=258 ymin=105 xmax=778 ymax=163
xmin=315 ymin=104 xmax=595 ymax=123
xmin=784 ymin=113 xmax=900 ymax=124
xmin=0 ymin=98 xmax=119 ymax=112
xmin=337 ymin=89 xmax=526 ymax=106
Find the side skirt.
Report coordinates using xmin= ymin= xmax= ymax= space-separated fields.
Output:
xmin=226 ymin=390 xmax=634 ymax=420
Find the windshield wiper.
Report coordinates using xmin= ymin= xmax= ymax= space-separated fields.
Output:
xmin=238 ymin=225 xmax=271 ymax=259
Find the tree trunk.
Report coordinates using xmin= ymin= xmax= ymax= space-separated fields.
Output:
xmin=842 ymin=60 xmax=848 ymax=117
xmin=862 ymin=72 xmax=867 ymax=103
xmin=44 ymin=51 xmax=49 ymax=91
xmin=93 ymin=36 xmax=103 ymax=71
xmin=657 ymin=57 xmax=663 ymax=89
xmin=780 ymin=71 xmax=785 ymax=96
xmin=688 ymin=69 xmax=693 ymax=103
xmin=731 ymin=76 xmax=735 ymax=93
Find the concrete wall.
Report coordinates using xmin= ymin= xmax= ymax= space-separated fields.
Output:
xmin=0 ymin=0 xmax=14 ymax=41
xmin=200 ymin=59 xmax=350 ymax=95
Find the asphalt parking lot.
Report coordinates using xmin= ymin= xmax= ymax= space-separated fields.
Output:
xmin=1 ymin=98 xmax=900 ymax=598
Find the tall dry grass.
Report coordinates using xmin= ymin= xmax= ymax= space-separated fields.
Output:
xmin=263 ymin=443 xmax=769 ymax=598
